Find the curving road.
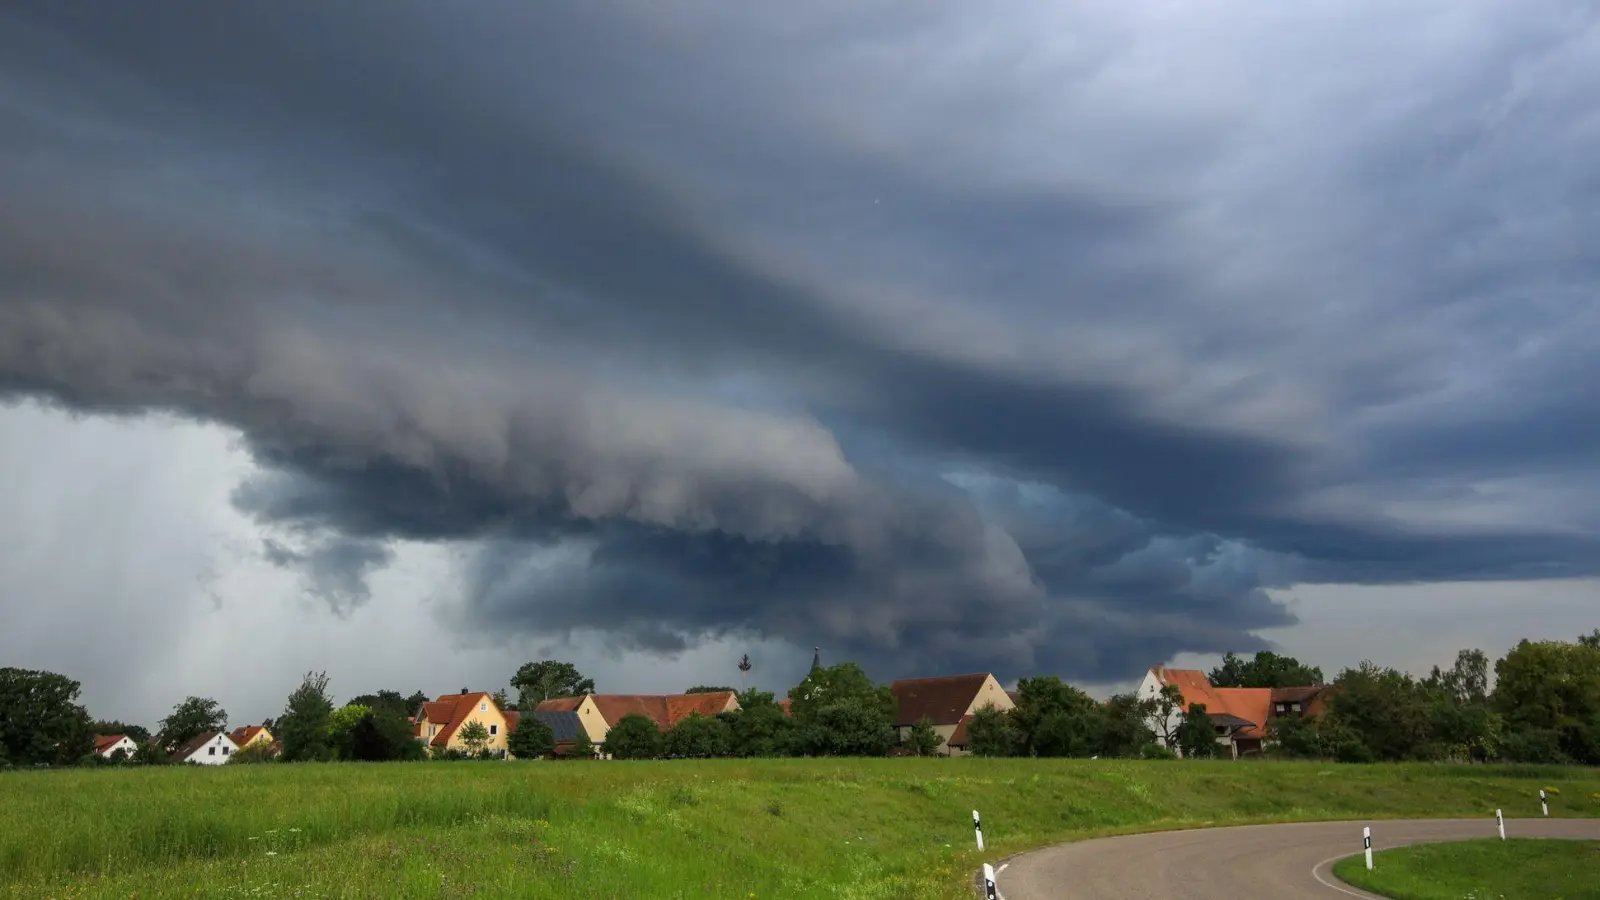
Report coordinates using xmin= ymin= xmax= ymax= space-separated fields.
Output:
xmin=986 ymin=818 xmax=1600 ymax=899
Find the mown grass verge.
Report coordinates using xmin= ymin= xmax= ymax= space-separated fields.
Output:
xmin=1334 ymin=838 xmax=1600 ymax=899
xmin=4 ymin=759 xmax=1597 ymax=899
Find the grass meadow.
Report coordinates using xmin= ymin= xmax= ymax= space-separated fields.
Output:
xmin=1334 ymin=838 xmax=1600 ymax=899
xmin=4 ymin=759 xmax=1598 ymax=899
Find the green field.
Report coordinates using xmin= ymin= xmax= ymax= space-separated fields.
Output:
xmin=1334 ymin=838 xmax=1600 ymax=899
xmin=4 ymin=760 xmax=1597 ymax=900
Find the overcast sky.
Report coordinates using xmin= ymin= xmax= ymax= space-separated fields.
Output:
xmin=2 ymin=2 xmax=1596 ymax=729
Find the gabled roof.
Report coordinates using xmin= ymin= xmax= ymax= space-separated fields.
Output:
xmin=1270 ymin=685 xmax=1327 ymax=704
xmin=889 ymin=674 xmax=993 ymax=727
xmin=173 ymin=731 xmax=235 ymax=761
xmin=93 ymin=734 xmax=130 ymax=754
xmin=229 ymin=725 xmax=271 ymax=746
xmin=418 ymin=701 xmax=457 ymax=725
xmin=947 ymin=715 xmax=975 ymax=747
xmin=591 ymin=692 xmax=738 ymax=730
xmin=526 ymin=710 xmax=584 ymax=743
xmin=1149 ymin=667 xmax=1285 ymax=739
xmin=537 ymin=692 xmax=739 ymax=731
xmin=423 ymin=692 xmax=498 ymax=748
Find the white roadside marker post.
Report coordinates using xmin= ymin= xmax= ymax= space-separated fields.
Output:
xmin=1363 ymin=826 xmax=1373 ymax=871
xmin=982 ymin=862 xmax=998 ymax=900
xmin=1540 ymin=789 xmax=1549 ymax=817
xmin=973 ymin=809 xmax=985 ymax=851
xmin=1496 ymin=808 xmax=1506 ymax=840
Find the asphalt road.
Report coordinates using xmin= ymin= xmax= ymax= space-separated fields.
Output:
xmin=987 ymin=818 xmax=1600 ymax=899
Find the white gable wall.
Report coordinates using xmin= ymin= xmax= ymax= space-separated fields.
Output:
xmin=179 ymin=733 xmax=240 ymax=765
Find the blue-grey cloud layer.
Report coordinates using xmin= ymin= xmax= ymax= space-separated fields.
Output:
xmin=2 ymin=1 xmax=1597 ymax=681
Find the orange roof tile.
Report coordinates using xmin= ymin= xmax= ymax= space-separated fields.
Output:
xmin=890 ymin=674 xmax=993 ymax=727
xmin=947 ymin=715 xmax=975 ymax=747
xmin=424 ymin=692 xmax=497 ymax=748
xmin=93 ymin=734 xmax=129 ymax=754
xmin=554 ymin=692 xmax=740 ymax=731
xmin=229 ymin=725 xmax=269 ymax=746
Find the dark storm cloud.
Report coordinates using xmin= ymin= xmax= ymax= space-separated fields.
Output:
xmin=2 ymin=1 xmax=1598 ymax=683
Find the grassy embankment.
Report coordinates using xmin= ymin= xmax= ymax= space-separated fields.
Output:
xmin=3 ymin=759 xmax=1597 ymax=899
xmin=1334 ymin=838 xmax=1600 ymax=899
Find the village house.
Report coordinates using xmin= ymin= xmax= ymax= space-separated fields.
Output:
xmin=414 ymin=689 xmax=511 ymax=757
xmin=92 ymin=734 xmax=138 ymax=759
xmin=172 ymin=731 xmax=239 ymax=765
xmin=1138 ymin=666 xmax=1328 ymax=758
xmin=504 ymin=708 xmax=589 ymax=758
xmin=889 ymin=673 xmax=1015 ymax=757
xmin=533 ymin=691 xmax=741 ymax=751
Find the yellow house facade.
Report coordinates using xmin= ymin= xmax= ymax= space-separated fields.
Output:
xmin=415 ymin=691 xmax=510 ymax=756
xmin=890 ymin=673 xmax=1015 ymax=757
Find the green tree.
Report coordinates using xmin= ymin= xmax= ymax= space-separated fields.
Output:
xmin=346 ymin=690 xmax=426 ymax=720
xmin=790 ymin=698 xmax=897 ymax=757
xmin=157 ymin=696 xmax=228 ymax=752
xmin=1209 ymin=651 xmax=1324 ymax=688
xmin=1578 ymin=629 xmax=1600 ymax=650
xmin=0 ymin=668 xmax=94 ymax=766
xmin=511 ymin=660 xmax=595 ymax=708
xmin=785 ymin=662 xmax=895 ymax=723
xmin=131 ymin=741 xmax=169 ymax=765
xmin=278 ymin=671 xmax=335 ymax=762
xmin=228 ymin=740 xmax=279 ymax=764
xmin=686 ymin=685 xmax=736 ymax=694
xmin=508 ymin=715 xmax=556 ymax=760
xmin=1009 ymin=676 xmax=1106 ymax=757
xmin=664 ymin=713 xmax=733 ymax=758
xmin=570 ymin=728 xmax=595 ymax=759
xmin=903 ymin=717 xmax=942 ymax=756
xmin=327 ymin=703 xmax=373 ymax=760
xmin=90 ymin=720 xmax=152 ymax=746
xmin=725 ymin=690 xmax=793 ymax=757
xmin=1146 ymin=684 xmax=1187 ymax=751
xmin=1325 ymin=661 xmax=1433 ymax=761
xmin=490 ymin=689 xmax=517 ymax=712
xmin=1176 ymin=703 xmax=1221 ymax=759
xmin=1099 ymin=693 xmax=1159 ymax=757
xmin=964 ymin=705 xmax=1020 ymax=757
xmin=349 ymin=711 xmax=425 ymax=762
xmin=457 ymin=720 xmax=490 ymax=756
xmin=1493 ymin=638 xmax=1600 ymax=765
xmin=604 ymin=713 xmax=663 ymax=759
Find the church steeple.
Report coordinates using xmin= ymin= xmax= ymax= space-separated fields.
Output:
xmin=811 ymin=646 xmax=821 ymax=672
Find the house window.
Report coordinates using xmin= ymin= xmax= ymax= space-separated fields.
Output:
xmin=1275 ymin=703 xmax=1285 ymax=713
xmin=490 ymin=725 xmax=498 ymax=735
xmin=429 ymin=725 xmax=435 ymax=736
xmin=222 ymin=746 xmax=230 ymax=755
xmin=1291 ymin=702 xmax=1301 ymax=712
xmin=208 ymin=747 xmax=216 ymax=756
xmin=480 ymin=703 xmax=487 ymax=712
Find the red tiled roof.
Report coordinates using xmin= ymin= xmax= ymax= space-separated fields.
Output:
xmin=425 ymin=692 xmax=497 ymax=748
xmin=889 ymin=674 xmax=992 ymax=727
xmin=777 ymin=699 xmax=792 ymax=717
xmin=229 ymin=725 xmax=269 ymax=746
xmin=173 ymin=731 xmax=228 ymax=761
xmin=93 ymin=734 xmax=129 ymax=754
xmin=947 ymin=715 xmax=975 ymax=747
xmin=591 ymin=692 xmax=739 ymax=730
xmin=503 ymin=710 xmax=522 ymax=733
xmin=1150 ymin=667 xmax=1305 ymax=739
xmin=538 ymin=692 xmax=739 ymax=731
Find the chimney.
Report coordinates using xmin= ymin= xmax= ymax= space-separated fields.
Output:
xmin=461 ymin=687 xmax=469 ymax=695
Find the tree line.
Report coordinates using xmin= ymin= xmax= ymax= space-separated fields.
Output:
xmin=4 ymin=629 xmax=1597 ymax=766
